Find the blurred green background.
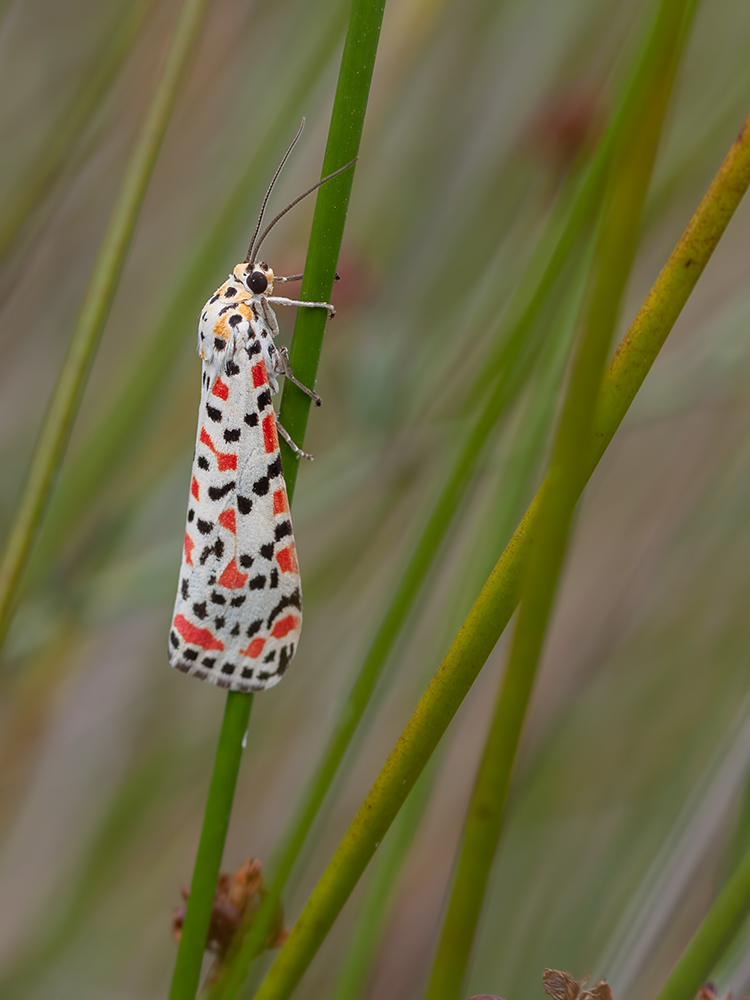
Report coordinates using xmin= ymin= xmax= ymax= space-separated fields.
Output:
xmin=1 ymin=0 xmax=750 ymax=998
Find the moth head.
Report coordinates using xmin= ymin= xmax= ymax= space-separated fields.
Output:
xmin=234 ymin=262 xmax=274 ymax=296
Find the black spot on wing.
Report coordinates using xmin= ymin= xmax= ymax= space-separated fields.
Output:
xmin=266 ymin=589 xmax=302 ymax=628
xmin=183 ymin=648 xmax=198 ymax=661
xmin=223 ymin=428 xmax=241 ymax=442
xmin=193 ymin=601 xmax=207 ymax=619
xmin=257 ymin=389 xmax=272 ymax=410
xmin=249 ymin=575 xmax=266 ymax=590
xmin=239 ymin=554 xmax=253 ymax=568
xmin=246 ymin=619 xmax=263 ymax=638
xmin=275 ymin=521 xmax=292 ymax=541
xmin=197 ymin=519 xmax=213 ymax=535
xmin=252 ymin=476 xmax=269 ymax=497
xmin=208 ymin=481 xmax=235 ymax=501
xmin=268 ymin=456 xmax=282 ymax=478
xmin=206 ymin=404 xmax=222 ymax=422
xmin=238 ymin=495 xmax=253 ymax=514
xmin=181 ymin=579 xmax=189 ymax=599
xmin=244 ymin=412 xmax=258 ymax=427
xmin=210 ymin=592 xmax=226 ymax=605
xmin=226 ymin=360 xmax=241 ymax=376
xmin=198 ymin=456 xmax=210 ymax=471
xmin=247 ymin=340 xmax=261 ymax=357
xmin=260 ymin=543 xmax=274 ymax=560
xmin=214 ymin=338 xmax=226 ymax=351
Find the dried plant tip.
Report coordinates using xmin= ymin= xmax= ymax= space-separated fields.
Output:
xmin=171 ymin=857 xmax=287 ymax=964
xmin=543 ymin=969 xmax=589 ymax=1000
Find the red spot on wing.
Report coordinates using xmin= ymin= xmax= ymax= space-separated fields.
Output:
xmin=271 ymin=615 xmax=300 ymax=639
xmin=240 ymin=637 xmax=266 ymax=658
xmin=273 ymin=489 xmax=288 ymax=515
xmin=275 ymin=546 xmax=297 ymax=573
xmin=191 ymin=477 xmax=200 ymax=500
xmin=184 ymin=533 xmax=194 ymax=565
xmin=200 ymin=427 xmax=237 ymax=471
xmin=218 ymin=558 xmax=248 ymax=589
xmin=212 ymin=378 xmax=229 ymax=400
xmin=252 ymin=361 xmax=268 ymax=387
xmin=218 ymin=509 xmax=237 ymax=533
xmin=174 ymin=614 xmax=224 ymax=651
xmin=262 ymin=414 xmax=278 ymax=454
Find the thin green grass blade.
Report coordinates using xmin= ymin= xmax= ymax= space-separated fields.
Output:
xmin=0 ymin=0 xmax=154 ymax=266
xmin=0 ymin=0 xmax=212 ymax=649
xmin=249 ymin=108 xmax=750 ymax=1000
xmin=174 ymin=3 xmax=387 ymax=998
xmin=423 ymin=4 xmax=696 ymax=997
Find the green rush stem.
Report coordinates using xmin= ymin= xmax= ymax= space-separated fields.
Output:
xmin=196 ymin=2 xmax=387 ymax=999
xmin=0 ymin=0 xmax=155 ymax=265
xmin=0 ymin=0 xmax=212 ymax=650
xmin=423 ymin=3 xmax=695 ymax=997
xmin=250 ymin=107 xmax=750 ymax=1000
xmin=654 ymin=840 xmax=750 ymax=1000
xmin=170 ymin=693 xmax=254 ymax=1000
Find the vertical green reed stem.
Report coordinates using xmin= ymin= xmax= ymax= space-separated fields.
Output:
xmin=169 ymin=693 xmax=254 ymax=1000
xmin=0 ymin=0 xmax=211 ymax=649
xmin=250 ymin=106 xmax=750 ymax=1000
xmin=183 ymin=3 xmax=386 ymax=999
xmin=424 ymin=4 xmax=695 ymax=997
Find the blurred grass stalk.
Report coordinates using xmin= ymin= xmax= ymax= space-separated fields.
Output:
xmin=423 ymin=2 xmax=697 ymax=997
xmin=249 ymin=104 xmax=750 ymax=1000
xmin=0 ymin=0 xmax=155 ymax=269
xmin=0 ymin=0 xmax=212 ymax=649
xmin=169 ymin=3 xmax=387 ymax=999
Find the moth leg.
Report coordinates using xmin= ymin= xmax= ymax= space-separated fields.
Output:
xmin=276 ymin=345 xmax=322 ymax=406
xmin=275 ymin=416 xmax=314 ymax=460
xmin=266 ymin=295 xmax=335 ymax=319
xmin=261 ymin=297 xmax=281 ymax=338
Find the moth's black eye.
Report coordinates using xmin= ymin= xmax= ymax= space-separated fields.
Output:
xmin=248 ymin=270 xmax=268 ymax=294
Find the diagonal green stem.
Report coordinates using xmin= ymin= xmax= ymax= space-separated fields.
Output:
xmin=250 ymin=108 xmax=750 ymax=1000
xmin=654 ymin=840 xmax=750 ymax=1000
xmin=0 ymin=0 xmax=212 ymax=649
xmin=423 ymin=4 xmax=695 ymax=997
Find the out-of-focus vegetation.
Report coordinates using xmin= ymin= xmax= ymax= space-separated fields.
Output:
xmin=1 ymin=0 xmax=750 ymax=999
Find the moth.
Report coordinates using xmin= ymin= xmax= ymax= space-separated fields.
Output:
xmin=168 ymin=122 xmax=353 ymax=692
xmin=542 ymin=969 xmax=613 ymax=1000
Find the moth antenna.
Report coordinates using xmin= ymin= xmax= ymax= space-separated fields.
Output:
xmin=251 ymin=158 xmax=357 ymax=261
xmin=245 ymin=119 xmax=306 ymax=264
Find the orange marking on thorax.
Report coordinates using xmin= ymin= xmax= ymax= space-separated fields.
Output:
xmin=262 ymin=413 xmax=279 ymax=454
xmin=273 ymin=489 xmax=288 ymax=515
xmin=240 ymin=637 xmax=266 ymax=659
xmin=271 ymin=614 xmax=299 ymax=639
xmin=218 ymin=557 xmax=248 ymax=589
xmin=275 ymin=545 xmax=297 ymax=573
xmin=200 ymin=427 xmax=237 ymax=471
xmin=212 ymin=378 xmax=229 ymax=401
xmin=191 ymin=477 xmax=200 ymax=500
xmin=184 ymin=533 xmax=194 ymax=565
xmin=252 ymin=361 xmax=268 ymax=387
xmin=174 ymin=614 xmax=224 ymax=652
xmin=218 ymin=509 xmax=237 ymax=533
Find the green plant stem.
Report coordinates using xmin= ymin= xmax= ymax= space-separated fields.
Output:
xmin=250 ymin=109 xmax=750 ymax=1000
xmin=0 ymin=0 xmax=154 ymax=265
xmin=654 ymin=841 xmax=750 ymax=1000
xmin=0 ymin=0 xmax=211 ymax=650
xmin=423 ymin=4 xmax=693 ymax=997
xmin=277 ymin=0 xmax=386 ymax=499
xmin=170 ymin=693 xmax=254 ymax=1000
xmin=183 ymin=3 xmax=386 ymax=999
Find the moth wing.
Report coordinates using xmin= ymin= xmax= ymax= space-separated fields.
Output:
xmin=169 ymin=312 xmax=301 ymax=691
